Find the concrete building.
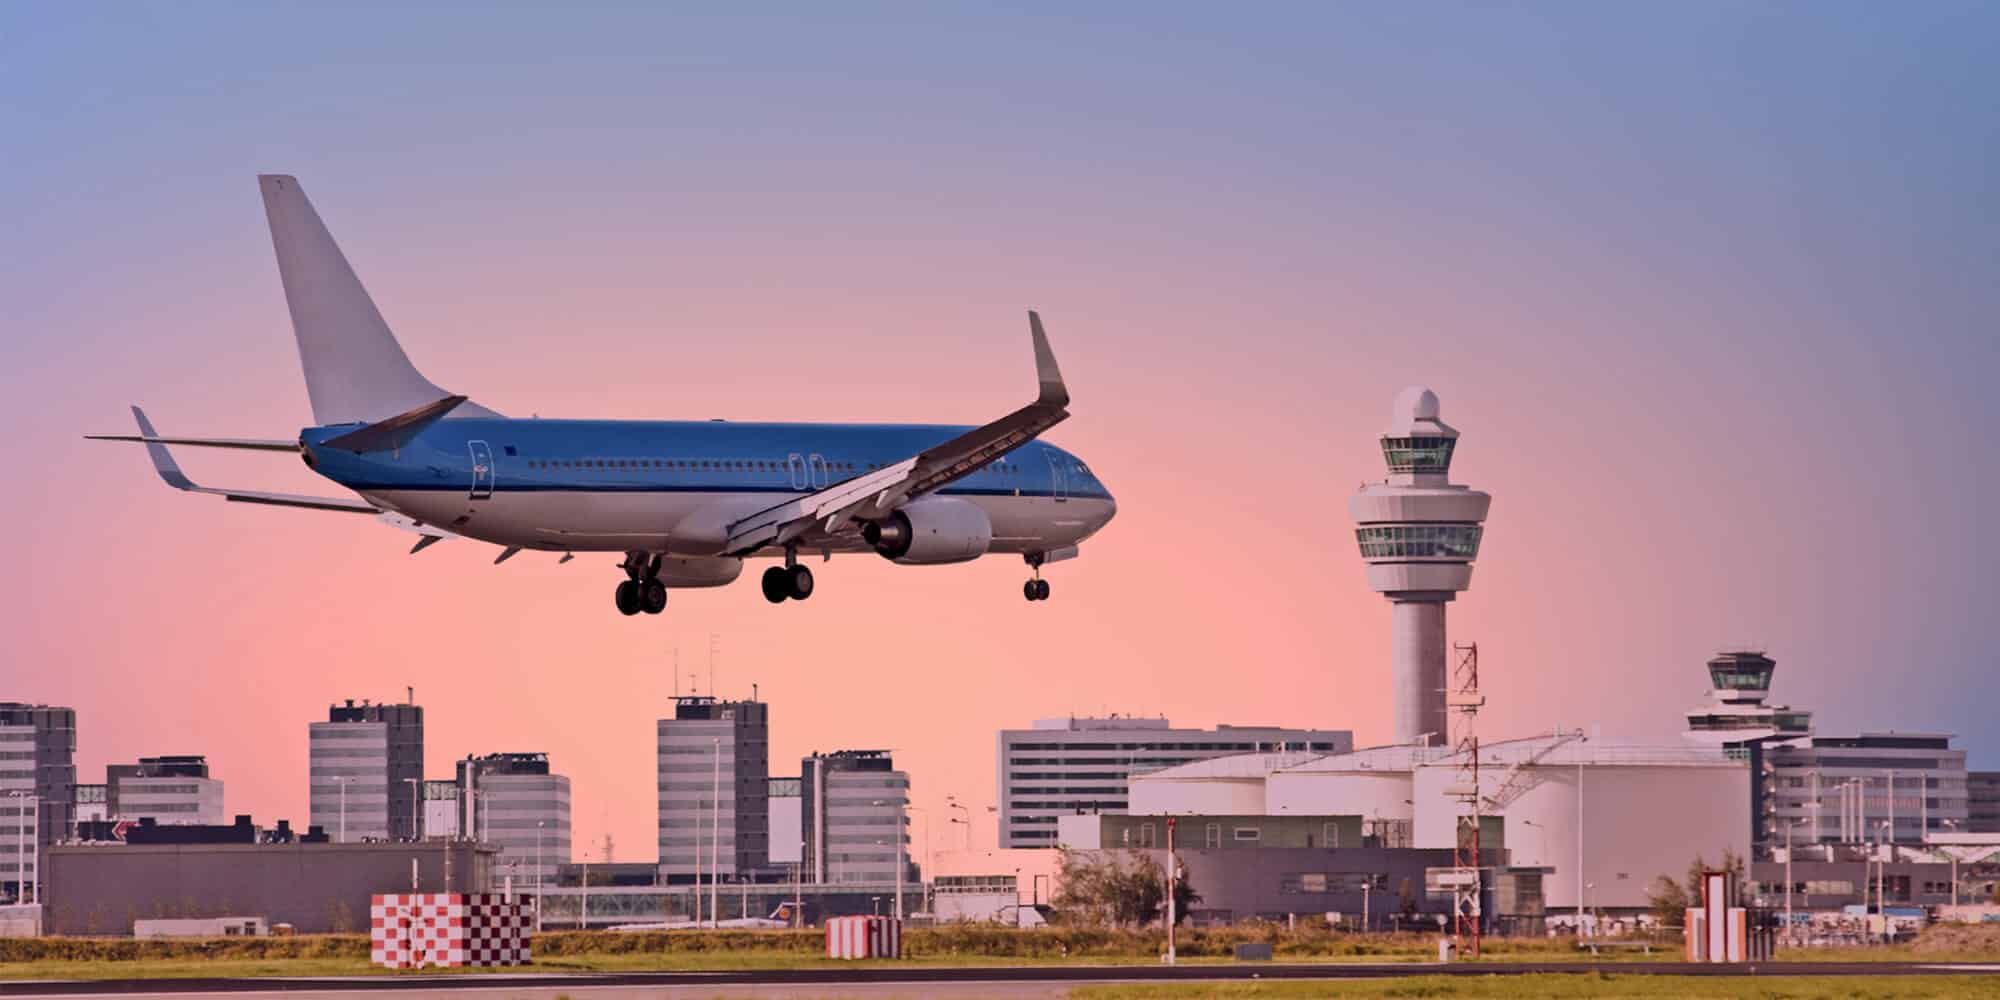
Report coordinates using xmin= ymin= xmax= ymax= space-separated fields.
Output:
xmin=929 ymin=848 xmax=1066 ymax=926
xmin=1348 ymin=388 xmax=1491 ymax=747
xmin=996 ymin=717 xmax=1352 ymax=847
xmin=769 ymin=777 xmax=803 ymax=866
xmin=457 ymin=752 xmax=570 ymax=885
xmin=802 ymin=751 xmax=915 ymax=886
xmin=42 ymin=839 xmax=494 ymax=935
xmin=422 ymin=779 xmax=460 ymax=838
xmin=0 ymin=702 xmax=76 ymax=901
xmin=106 ymin=756 xmax=224 ymax=825
xmin=308 ymin=699 xmax=423 ymax=842
xmin=1762 ymin=733 xmax=1969 ymax=854
xmin=1970 ymin=772 xmax=2000 ymax=834
xmin=1129 ymin=734 xmax=1749 ymax=915
xmin=656 ymin=696 xmax=769 ymax=882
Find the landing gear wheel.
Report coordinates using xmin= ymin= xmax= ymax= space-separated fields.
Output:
xmin=615 ymin=580 xmax=642 ymax=616
xmin=1024 ymin=580 xmax=1040 ymax=602
xmin=641 ymin=579 xmax=668 ymax=614
xmin=1035 ymin=579 xmax=1051 ymax=601
xmin=787 ymin=564 xmax=815 ymax=601
xmin=762 ymin=566 xmax=791 ymax=604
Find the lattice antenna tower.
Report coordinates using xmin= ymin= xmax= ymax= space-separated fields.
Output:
xmin=1448 ymin=641 xmax=1484 ymax=956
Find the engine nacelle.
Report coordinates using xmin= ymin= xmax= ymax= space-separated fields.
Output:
xmin=862 ymin=498 xmax=993 ymax=565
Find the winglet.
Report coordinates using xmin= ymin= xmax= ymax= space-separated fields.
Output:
xmin=130 ymin=407 xmax=198 ymax=491
xmin=1029 ymin=311 xmax=1069 ymax=408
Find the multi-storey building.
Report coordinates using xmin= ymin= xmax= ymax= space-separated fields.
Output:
xmin=996 ymin=716 xmax=1354 ymax=847
xmin=308 ymin=699 xmax=423 ymax=842
xmin=1762 ymin=733 xmax=1969 ymax=856
xmin=106 ymin=756 xmax=224 ymax=825
xmin=72 ymin=783 xmax=109 ymax=834
xmin=1969 ymin=772 xmax=2000 ymax=834
xmin=801 ymin=750 xmax=915 ymax=886
xmin=656 ymin=697 xmax=769 ymax=882
xmin=456 ymin=752 xmax=570 ymax=885
xmin=0 ymin=702 xmax=76 ymax=900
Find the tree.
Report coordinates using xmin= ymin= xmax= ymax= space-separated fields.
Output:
xmin=1049 ymin=848 xmax=1200 ymax=928
xmin=1652 ymin=848 xmax=1749 ymax=928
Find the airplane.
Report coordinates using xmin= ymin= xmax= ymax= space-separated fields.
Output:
xmin=90 ymin=175 xmax=1116 ymax=615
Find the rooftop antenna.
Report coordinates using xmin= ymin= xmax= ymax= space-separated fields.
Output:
xmin=674 ymin=649 xmax=681 ymax=698
xmin=406 ymin=685 xmax=414 ymax=705
xmin=708 ymin=632 xmax=720 ymax=697
xmin=753 ymin=682 xmax=759 ymax=702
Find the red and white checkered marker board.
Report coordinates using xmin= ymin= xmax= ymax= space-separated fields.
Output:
xmin=371 ymin=893 xmax=534 ymax=969
xmin=825 ymin=915 xmax=901 ymax=959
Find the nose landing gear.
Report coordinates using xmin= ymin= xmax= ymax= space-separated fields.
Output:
xmin=616 ymin=553 xmax=669 ymax=616
xmin=1023 ymin=552 xmax=1052 ymax=602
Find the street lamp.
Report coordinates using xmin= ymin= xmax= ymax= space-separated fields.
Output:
xmin=946 ymin=796 xmax=969 ymax=850
xmin=1786 ymin=818 xmax=1809 ymax=939
xmin=1943 ymin=819 xmax=1962 ymax=908
xmin=873 ymin=799 xmax=905 ymax=922
xmin=331 ymin=776 xmax=351 ymax=843
xmin=404 ymin=777 xmax=423 ymax=842
xmin=710 ymin=737 xmax=721 ymax=930
xmin=908 ymin=804 xmax=931 ymax=917
xmin=535 ymin=821 xmax=546 ymax=932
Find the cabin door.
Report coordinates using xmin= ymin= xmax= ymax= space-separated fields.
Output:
xmin=468 ymin=440 xmax=495 ymax=500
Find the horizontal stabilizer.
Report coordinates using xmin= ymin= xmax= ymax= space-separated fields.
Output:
xmin=85 ymin=433 xmax=299 ymax=452
xmin=319 ymin=394 xmax=466 ymax=453
xmin=114 ymin=406 xmax=378 ymax=514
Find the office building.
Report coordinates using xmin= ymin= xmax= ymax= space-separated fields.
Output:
xmin=422 ymin=779 xmax=460 ymax=838
xmin=457 ymin=752 xmax=570 ymax=885
xmin=1762 ymin=733 xmax=1968 ymax=854
xmin=1348 ymin=387 xmax=1491 ymax=746
xmin=308 ymin=699 xmax=423 ymax=842
xmin=0 ymin=702 xmax=76 ymax=900
xmin=106 ymin=756 xmax=224 ymax=825
xmin=801 ymin=750 xmax=915 ymax=885
xmin=996 ymin=716 xmax=1353 ymax=847
xmin=1969 ymin=772 xmax=2000 ymax=834
xmin=656 ymin=696 xmax=769 ymax=881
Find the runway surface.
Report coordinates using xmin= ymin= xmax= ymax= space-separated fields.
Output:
xmin=6 ymin=962 xmax=2000 ymax=998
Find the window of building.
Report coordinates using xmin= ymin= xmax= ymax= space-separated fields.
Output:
xmin=1233 ymin=826 xmax=1261 ymax=842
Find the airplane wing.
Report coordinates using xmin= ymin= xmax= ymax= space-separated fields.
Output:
xmin=721 ymin=311 xmax=1071 ymax=555
xmin=98 ymin=406 xmax=380 ymax=515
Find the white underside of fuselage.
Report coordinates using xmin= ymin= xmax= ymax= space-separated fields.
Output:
xmin=363 ymin=489 xmax=1113 ymax=562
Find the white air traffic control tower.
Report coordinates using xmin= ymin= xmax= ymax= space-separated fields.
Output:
xmin=1349 ymin=387 xmax=1491 ymax=747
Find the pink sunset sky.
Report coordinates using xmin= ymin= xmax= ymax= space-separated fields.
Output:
xmin=3 ymin=4 xmax=1995 ymax=861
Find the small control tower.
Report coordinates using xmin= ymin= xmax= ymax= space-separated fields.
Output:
xmin=1349 ymin=387 xmax=1491 ymax=747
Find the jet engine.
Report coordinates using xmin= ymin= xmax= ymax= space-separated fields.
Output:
xmin=862 ymin=497 xmax=993 ymax=565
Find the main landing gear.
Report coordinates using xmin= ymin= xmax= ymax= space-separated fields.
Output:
xmin=1023 ymin=552 xmax=1052 ymax=602
xmin=616 ymin=552 xmax=669 ymax=616
xmin=762 ymin=546 xmax=815 ymax=604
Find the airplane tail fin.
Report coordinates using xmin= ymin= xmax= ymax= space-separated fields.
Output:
xmin=258 ymin=175 xmax=498 ymax=425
